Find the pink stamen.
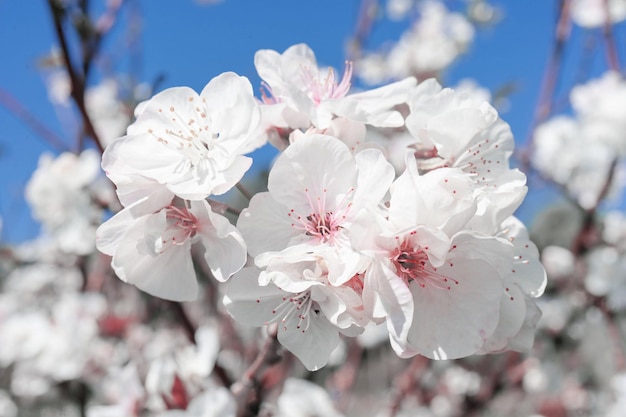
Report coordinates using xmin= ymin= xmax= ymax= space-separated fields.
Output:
xmin=391 ymin=239 xmax=458 ymax=290
xmin=300 ymin=61 xmax=354 ymax=105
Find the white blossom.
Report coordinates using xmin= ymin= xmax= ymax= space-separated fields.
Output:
xmin=103 ymin=72 xmax=262 ymax=201
xmin=97 ymin=190 xmax=246 ymax=301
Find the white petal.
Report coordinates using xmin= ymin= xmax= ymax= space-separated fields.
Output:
xmin=192 ymin=200 xmax=247 ymax=282
xmin=237 ymin=192 xmax=301 ymax=257
xmin=267 ymin=135 xmax=357 ymax=214
xmin=277 ymin=309 xmax=340 ymax=371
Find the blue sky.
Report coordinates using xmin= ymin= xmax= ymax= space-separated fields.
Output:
xmin=0 ymin=0 xmax=609 ymax=242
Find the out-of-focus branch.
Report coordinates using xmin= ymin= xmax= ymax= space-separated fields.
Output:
xmin=348 ymin=0 xmax=379 ymax=61
xmin=521 ymin=0 xmax=571 ymax=168
xmin=235 ymin=182 xmax=254 ymax=201
xmin=602 ymin=0 xmax=621 ymax=71
xmin=571 ymin=158 xmax=617 ymax=255
xmin=231 ymin=324 xmax=281 ymax=417
xmin=47 ymin=0 xmax=107 ymax=154
xmin=0 ymin=87 xmax=70 ymax=152
xmin=329 ymin=339 xmax=363 ymax=412
xmin=385 ymin=355 xmax=428 ymax=417
xmin=84 ymin=0 xmax=125 ymax=77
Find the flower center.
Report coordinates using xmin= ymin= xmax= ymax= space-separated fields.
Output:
xmin=262 ymin=291 xmax=319 ymax=333
xmin=287 ymin=187 xmax=354 ymax=245
xmin=300 ymin=61 xmax=354 ymax=106
xmin=391 ymin=239 xmax=458 ymax=290
xmin=155 ymin=205 xmax=199 ymax=253
xmin=305 ymin=212 xmax=339 ymax=240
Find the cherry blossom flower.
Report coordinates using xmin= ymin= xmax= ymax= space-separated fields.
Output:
xmin=351 ymin=155 xmax=544 ymax=359
xmin=570 ymin=0 xmax=626 ymax=28
xmin=477 ymin=217 xmax=546 ymax=354
xmin=570 ymin=71 xmax=626 ymax=155
xmin=86 ymin=79 xmax=132 ymax=148
xmin=254 ymin=43 xmax=416 ymax=147
xmin=224 ymin=259 xmax=367 ymax=371
xmin=25 ymin=149 xmax=104 ymax=255
xmin=356 ymin=1 xmax=474 ymax=84
xmin=390 ymin=78 xmax=527 ymax=231
xmin=96 ymin=191 xmax=246 ymax=301
xmin=237 ymin=134 xmax=394 ymax=285
xmin=102 ymin=72 xmax=261 ymax=201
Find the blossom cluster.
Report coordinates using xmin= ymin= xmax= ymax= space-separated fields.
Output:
xmin=96 ymin=43 xmax=546 ymax=371
xmin=9 ymin=0 xmax=626 ymax=415
xmin=532 ymin=71 xmax=626 ymax=209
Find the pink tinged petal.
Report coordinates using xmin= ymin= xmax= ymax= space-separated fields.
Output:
xmin=96 ymin=206 xmax=139 ymax=256
xmin=328 ymin=77 xmax=417 ymax=128
xmin=113 ymin=230 xmax=197 ymax=302
xmin=268 ymin=135 xmax=357 ymax=215
xmin=191 ymin=200 xmax=246 ymax=282
xmin=166 ymin=154 xmax=252 ymax=199
xmin=364 ymin=262 xmax=414 ymax=345
xmin=224 ymin=268 xmax=340 ymax=371
xmin=405 ymin=231 xmax=511 ymax=358
xmin=498 ymin=217 xmax=547 ymax=297
xmin=237 ymin=192 xmax=302 ymax=257
xmin=471 ymin=169 xmax=528 ymax=233
xmin=103 ymin=133 xmax=184 ymax=185
xmin=421 ymin=104 xmax=497 ymax=157
xmin=208 ymin=155 xmax=253 ymax=196
xmin=278 ymin=306 xmax=339 ymax=371
xmin=476 ymin=284 xmax=526 ymax=354
xmin=404 ymin=256 xmax=502 ymax=359
xmin=389 ymin=162 xmax=476 ymax=234
xmin=107 ymin=202 xmax=206 ymax=301
xmin=323 ymin=245 xmax=365 ymax=286
xmin=353 ymin=149 xmax=395 ymax=211
xmin=349 ymin=210 xmax=390 ymax=256
xmin=224 ymin=268 xmax=287 ymax=327
xmin=277 ymin=309 xmax=340 ymax=371
xmin=255 ymin=44 xmax=318 ymax=97
xmin=200 ymin=72 xmax=260 ymax=142
xmin=109 ymin=172 xmax=175 ymax=209
xmin=507 ymin=297 xmax=542 ymax=352
xmin=405 ymin=226 xmax=451 ymax=268
xmin=96 ymin=190 xmax=175 ymax=255
xmin=310 ymin=281 xmax=368 ymax=332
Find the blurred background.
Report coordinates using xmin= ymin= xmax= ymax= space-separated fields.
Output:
xmin=1 ymin=1 xmax=626 ymax=416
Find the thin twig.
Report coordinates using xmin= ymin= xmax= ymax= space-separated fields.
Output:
xmin=235 ymin=182 xmax=254 ymax=201
xmin=231 ymin=324 xmax=281 ymax=417
xmin=84 ymin=0 xmax=125 ymax=77
xmin=386 ymin=356 xmax=428 ymax=417
xmin=0 ymin=87 xmax=69 ymax=152
xmin=348 ymin=0 xmax=379 ymax=61
xmin=330 ymin=339 xmax=363 ymax=412
xmin=521 ymin=0 xmax=571 ymax=168
xmin=571 ymin=158 xmax=618 ymax=255
xmin=47 ymin=0 xmax=105 ymax=154
xmin=602 ymin=0 xmax=621 ymax=71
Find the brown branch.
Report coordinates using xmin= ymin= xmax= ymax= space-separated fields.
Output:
xmin=235 ymin=182 xmax=254 ymax=201
xmin=571 ymin=158 xmax=617 ymax=255
xmin=329 ymin=338 xmax=363 ymax=412
xmin=231 ymin=324 xmax=282 ymax=417
xmin=84 ymin=0 xmax=125 ymax=77
xmin=47 ymin=0 xmax=105 ymax=154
